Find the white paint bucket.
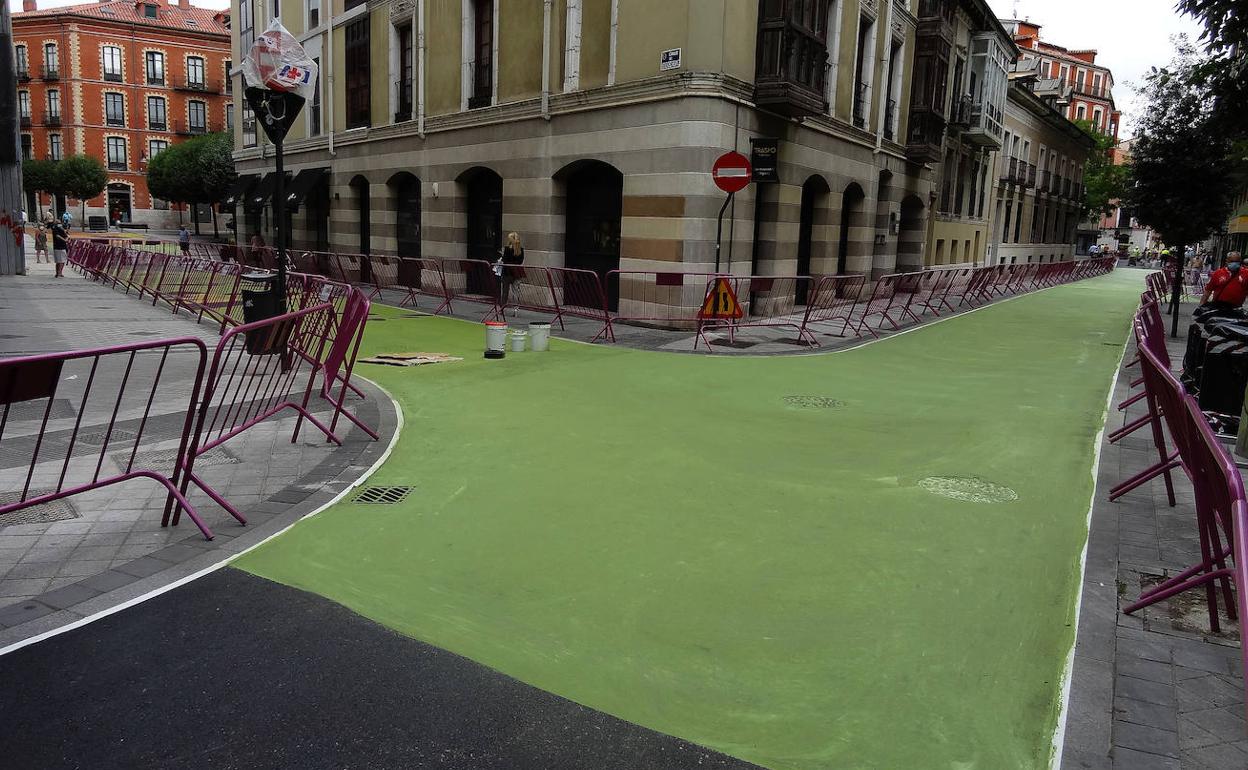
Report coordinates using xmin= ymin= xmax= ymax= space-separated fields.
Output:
xmin=485 ymin=321 xmax=508 ymax=358
xmin=529 ymin=322 xmax=551 ymax=352
xmin=510 ymin=330 xmax=528 ymax=352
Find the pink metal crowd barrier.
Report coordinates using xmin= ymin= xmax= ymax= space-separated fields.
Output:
xmin=1112 ymin=271 xmax=1248 ymax=716
xmin=0 ymin=337 xmax=243 ymax=540
xmin=68 ymin=243 xmax=377 ymax=440
xmin=800 ymin=274 xmax=869 ymax=339
xmin=186 ymin=244 xmax=1114 ymax=351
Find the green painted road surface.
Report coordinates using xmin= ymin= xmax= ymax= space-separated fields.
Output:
xmin=237 ymin=270 xmax=1140 ymax=770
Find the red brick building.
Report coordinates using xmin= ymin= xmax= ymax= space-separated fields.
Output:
xmin=1001 ymin=19 xmax=1119 ymax=142
xmin=14 ymin=0 xmax=230 ymax=228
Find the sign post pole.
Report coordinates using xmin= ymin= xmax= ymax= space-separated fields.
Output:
xmin=714 ymin=192 xmax=733 ymax=274
xmin=711 ymin=151 xmax=752 ymax=275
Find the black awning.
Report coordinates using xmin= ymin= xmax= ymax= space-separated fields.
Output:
xmin=284 ymin=168 xmax=330 ymax=213
xmin=246 ymin=172 xmax=290 ymax=209
xmin=221 ymin=174 xmax=259 ymax=206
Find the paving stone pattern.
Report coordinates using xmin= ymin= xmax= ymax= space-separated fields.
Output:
xmin=1061 ymin=298 xmax=1247 ymax=770
xmin=0 ymin=257 xmax=397 ymax=647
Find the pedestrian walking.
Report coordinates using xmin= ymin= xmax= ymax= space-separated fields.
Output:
xmin=249 ymin=233 xmax=266 ymax=266
xmin=496 ymin=232 xmax=525 ymax=306
xmin=50 ymin=217 xmax=69 ymax=278
xmin=178 ymin=225 xmax=191 ymax=255
xmin=34 ymin=222 xmax=48 ymax=263
xmin=61 ymin=210 xmax=71 ymax=229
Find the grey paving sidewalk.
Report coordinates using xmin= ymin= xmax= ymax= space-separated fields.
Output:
xmin=0 ymin=258 xmax=397 ymax=647
xmin=1061 ymin=301 xmax=1247 ymax=770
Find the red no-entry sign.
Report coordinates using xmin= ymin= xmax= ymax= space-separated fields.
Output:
xmin=712 ymin=151 xmax=752 ymax=194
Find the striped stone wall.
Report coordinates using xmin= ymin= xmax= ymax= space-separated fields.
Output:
xmin=236 ymin=93 xmax=933 ymax=280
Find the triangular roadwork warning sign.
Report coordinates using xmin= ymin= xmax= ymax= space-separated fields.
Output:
xmin=699 ymin=277 xmax=744 ymax=320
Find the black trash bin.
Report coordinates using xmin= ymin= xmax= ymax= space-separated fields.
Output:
xmin=240 ymin=272 xmax=287 ymax=355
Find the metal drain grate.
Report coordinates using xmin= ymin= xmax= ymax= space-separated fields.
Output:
xmin=918 ymin=476 xmax=1018 ymax=504
xmin=351 ymin=486 xmax=413 ymax=505
xmin=784 ymin=395 xmax=845 ymax=409
xmin=115 ymin=447 xmax=239 ymax=469
xmin=77 ymin=428 xmax=139 ymax=448
xmin=0 ymin=490 xmax=80 ymax=527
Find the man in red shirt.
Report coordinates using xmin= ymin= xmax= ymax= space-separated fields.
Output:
xmin=1201 ymin=251 xmax=1247 ymax=308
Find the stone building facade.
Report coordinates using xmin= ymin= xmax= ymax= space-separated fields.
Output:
xmin=913 ymin=0 xmax=1016 ymax=268
xmin=989 ymin=77 xmax=1093 ymax=265
xmin=14 ymin=0 xmax=232 ymax=228
xmin=228 ymin=0 xmax=948 ymax=288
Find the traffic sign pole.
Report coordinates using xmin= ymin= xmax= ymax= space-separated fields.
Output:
xmin=714 ymin=192 xmax=733 ymax=274
xmin=710 ymin=151 xmax=752 ymax=275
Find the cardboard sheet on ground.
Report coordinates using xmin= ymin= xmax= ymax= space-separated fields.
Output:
xmin=236 ymin=272 xmax=1141 ymax=770
xmin=358 ymin=352 xmax=463 ymax=367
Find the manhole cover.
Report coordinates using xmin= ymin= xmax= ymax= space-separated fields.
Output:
xmin=77 ymin=428 xmax=139 ymax=448
xmin=116 ymin=448 xmax=239 ymax=469
xmin=0 ymin=490 xmax=79 ymax=527
xmin=351 ymin=486 xmax=413 ymax=505
xmin=918 ymin=476 xmax=1018 ymax=504
xmin=783 ymin=395 xmax=845 ymax=409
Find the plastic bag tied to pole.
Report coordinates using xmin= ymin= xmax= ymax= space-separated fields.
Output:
xmin=241 ymin=19 xmax=318 ymax=99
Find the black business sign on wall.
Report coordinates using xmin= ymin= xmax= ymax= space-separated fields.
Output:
xmin=750 ymin=138 xmax=779 ymax=183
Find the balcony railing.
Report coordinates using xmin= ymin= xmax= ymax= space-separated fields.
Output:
xmin=148 ymin=119 xmax=167 ymax=131
xmin=852 ymin=82 xmax=868 ymax=129
xmin=173 ymin=119 xmax=220 ymax=135
xmin=467 ymin=61 xmax=492 ymax=110
xmin=19 ymin=115 xmax=31 ymax=128
xmin=147 ymin=75 xmax=165 ymax=86
xmin=108 ymin=160 xmax=127 ymax=171
xmin=1027 ymin=163 xmax=1037 ymax=188
xmin=1041 ymin=170 xmax=1051 ymax=192
xmin=106 ymin=115 xmax=125 ymax=127
xmin=104 ymin=71 xmax=123 ymax=83
xmin=1000 ymin=156 xmax=1018 ymax=183
xmin=395 ymin=79 xmax=414 ymax=123
xmin=950 ymin=94 xmax=972 ymax=130
xmin=41 ymin=65 xmax=59 ymax=80
xmin=176 ymin=78 xmax=215 ymax=93
xmin=42 ymin=111 xmax=61 ymax=127
xmin=17 ymin=67 xmax=30 ymax=81
xmin=1053 ymin=175 xmax=1064 ymax=195
xmin=754 ymin=16 xmax=829 ymax=117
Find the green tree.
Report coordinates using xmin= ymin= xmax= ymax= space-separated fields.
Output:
xmin=1177 ymin=0 xmax=1248 ymax=130
xmin=1128 ymin=46 xmax=1237 ymax=335
xmin=56 ymin=155 xmax=108 ymax=224
xmin=146 ymin=132 xmax=235 ymax=236
xmin=21 ymin=159 xmax=57 ymax=218
xmin=1071 ymin=119 xmax=1129 ymax=221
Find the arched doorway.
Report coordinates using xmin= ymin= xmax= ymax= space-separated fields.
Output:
xmin=460 ymin=167 xmax=503 ymax=262
xmin=897 ymin=195 xmax=926 ymax=272
xmin=350 ymin=175 xmax=370 ymax=254
xmin=389 ymin=172 xmax=421 ymax=258
xmin=838 ymin=182 xmax=865 ymax=274
xmin=797 ymin=175 xmax=831 ymax=304
xmin=559 ymin=160 xmax=623 ymax=310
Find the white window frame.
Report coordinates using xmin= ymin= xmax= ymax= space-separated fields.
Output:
xmin=102 ymin=45 xmax=124 ymax=81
